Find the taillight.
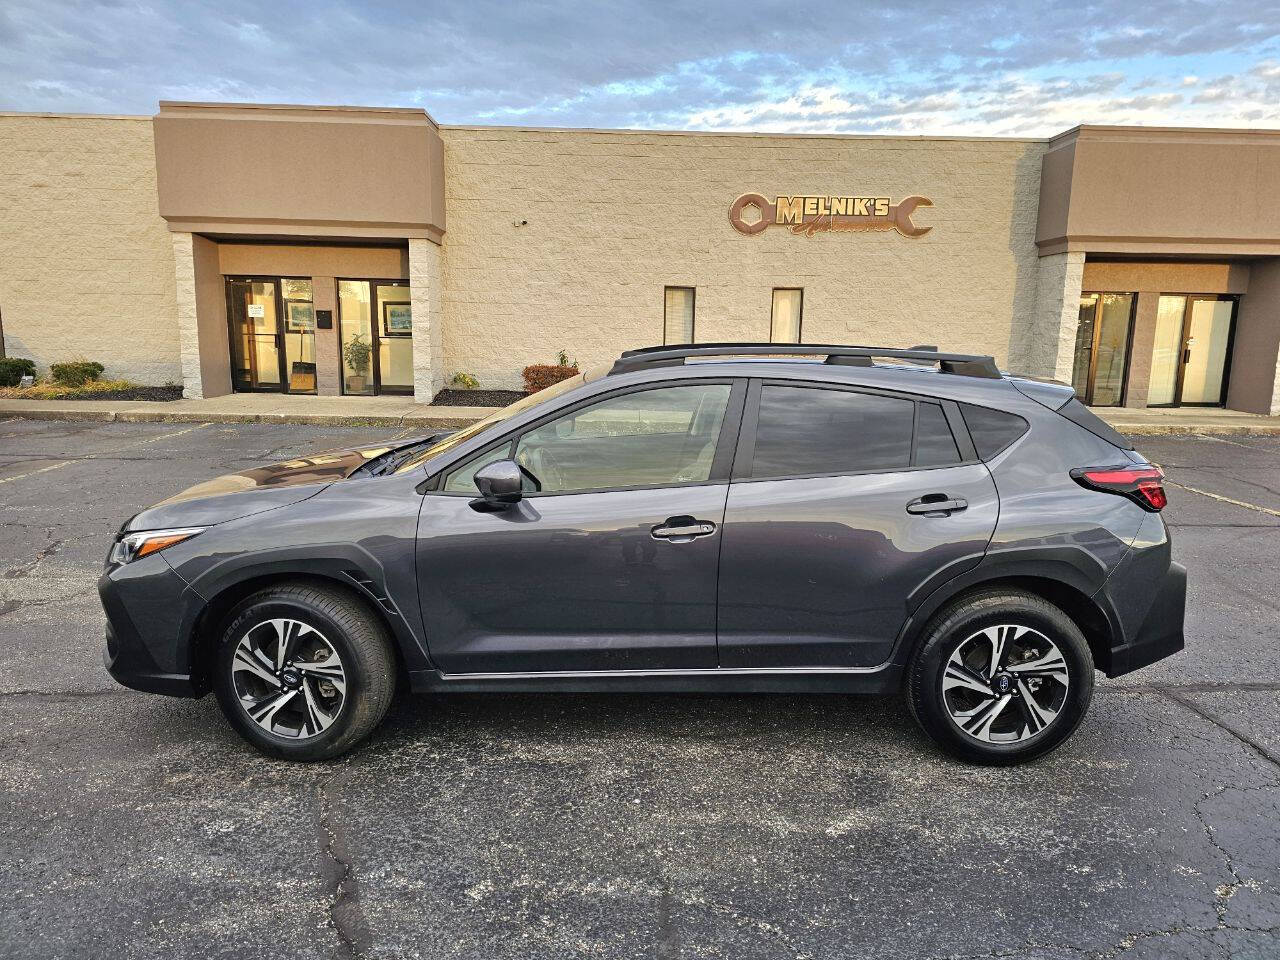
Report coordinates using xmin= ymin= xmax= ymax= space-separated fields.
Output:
xmin=1070 ymin=465 xmax=1167 ymax=511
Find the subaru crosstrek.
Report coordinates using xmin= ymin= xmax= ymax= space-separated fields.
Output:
xmin=101 ymin=344 xmax=1185 ymax=764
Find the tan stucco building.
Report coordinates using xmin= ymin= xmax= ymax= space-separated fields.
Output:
xmin=2 ymin=102 xmax=1279 ymax=413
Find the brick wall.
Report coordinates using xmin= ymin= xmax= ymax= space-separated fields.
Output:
xmin=439 ymin=127 xmax=1047 ymax=389
xmin=0 ymin=114 xmax=180 ymax=385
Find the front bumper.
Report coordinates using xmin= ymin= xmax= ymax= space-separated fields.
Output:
xmin=99 ymin=555 xmax=203 ymax=698
xmin=1106 ymin=561 xmax=1187 ymax=676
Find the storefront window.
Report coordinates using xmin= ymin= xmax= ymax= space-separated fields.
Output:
xmin=280 ymin=279 xmax=315 ymax=393
xmin=375 ymin=283 xmax=413 ymax=394
xmin=338 ymin=278 xmax=414 ymax=396
xmin=663 ymin=287 xmax=695 ymax=344
xmin=338 ymin=280 xmax=374 ymax=396
xmin=771 ymin=288 xmax=803 ymax=343
xmin=1150 ymin=295 xmax=1237 ymax=407
xmin=1071 ymin=292 xmax=1134 ymax=407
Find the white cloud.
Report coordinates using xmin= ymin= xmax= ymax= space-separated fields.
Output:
xmin=0 ymin=0 xmax=1277 ymax=135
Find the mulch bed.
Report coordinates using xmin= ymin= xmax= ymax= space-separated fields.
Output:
xmin=431 ymin=388 xmax=527 ymax=407
xmin=55 ymin=385 xmax=184 ymax=401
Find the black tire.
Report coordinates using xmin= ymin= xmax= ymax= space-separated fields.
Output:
xmin=213 ymin=581 xmax=396 ymax=761
xmin=907 ymin=589 xmax=1094 ymax=765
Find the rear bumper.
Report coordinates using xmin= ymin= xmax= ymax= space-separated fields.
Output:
xmin=1105 ymin=561 xmax=1186 ymax=677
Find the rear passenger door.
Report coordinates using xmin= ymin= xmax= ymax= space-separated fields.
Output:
xmin=716 ymin=381 xmax=999 ymax=669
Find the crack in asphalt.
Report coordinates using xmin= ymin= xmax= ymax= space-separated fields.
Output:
xmin=317 ymin=768 xmax=373 ymax=960
xmin=1159 ymin=688 xmax=1280 ymax=769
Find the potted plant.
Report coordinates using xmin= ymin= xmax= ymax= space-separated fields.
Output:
xmin=343 ymin=334 xmax=372 ymax=392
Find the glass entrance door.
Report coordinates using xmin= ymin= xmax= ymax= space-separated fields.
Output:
xmin=227 ymin=277 xmax=316 ymax=394
xmin=228 ymin=279 xmax=282 ymax=392
xmin=338 ymin=279 xmax=413 ymax=395
xmin=1071 ymin=292 xmax=1135 ymax=406
xmin=1148 ymin=295 xmax=1238 ymax=407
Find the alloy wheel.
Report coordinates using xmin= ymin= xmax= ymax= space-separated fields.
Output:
xmin=942 ymin=624 xmax=1070 ymax=744
xmin=230 ymin=618 xmax=347 ymax=739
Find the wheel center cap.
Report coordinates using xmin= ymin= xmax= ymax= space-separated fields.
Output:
xmin=280 ymin=668 xmax=302 ymax=689
xmin=993 ymin=673 xmax=1013 ymax=694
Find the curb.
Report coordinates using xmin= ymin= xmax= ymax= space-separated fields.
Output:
xmin=0 ymin=408 xmax=483 ymax=429
xmin=1113 ymin=424 xmax=1280 ymax=437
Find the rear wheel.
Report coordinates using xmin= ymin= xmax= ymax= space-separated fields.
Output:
xmin=213 ymin=581 xmax=396 ymax=761
xmin=907 ymin=590 xmax=1094 ymax=764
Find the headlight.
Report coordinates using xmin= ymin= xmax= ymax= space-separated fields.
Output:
xmin=109 ymin=527 xmax=205 ymax=565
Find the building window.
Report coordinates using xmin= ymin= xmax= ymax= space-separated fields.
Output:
xmin=770 ymin=288 xmax=803 ymax=343
xmin=1072 ymin=292 xmax=1135 ymax=407
xmin=663 ymin=287 xmax=695 ymax=344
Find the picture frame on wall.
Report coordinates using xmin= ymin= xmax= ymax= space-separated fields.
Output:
xmin=285 ymin=302 xmax=315 ymax=332
xmin=382 ymin=302 xmax=413 ymax=337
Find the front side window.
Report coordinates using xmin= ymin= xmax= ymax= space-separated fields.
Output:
xmin=513 ymin=384 xmax=732 ymax=494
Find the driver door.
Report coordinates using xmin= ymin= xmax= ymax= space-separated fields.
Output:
xmin=415 ymin=380 xmax=744 ymax=674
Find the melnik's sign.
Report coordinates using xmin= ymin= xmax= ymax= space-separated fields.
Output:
xmin=729 ymin=193 xmax=933 ymax=238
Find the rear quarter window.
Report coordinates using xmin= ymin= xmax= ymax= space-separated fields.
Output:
xmin=1056 ymin=398 xmax=1134 ymax=450
xmin=959 ymin=404 xmax=1029 ymax=460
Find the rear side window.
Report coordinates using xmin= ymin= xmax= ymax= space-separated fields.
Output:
xmin=751 ymin=386 xmax=962 ymax=478
xmin=915 ymin=403 xmax=961 ymax=467
xmin=960 ymin=404 xmax=1029 ymax=460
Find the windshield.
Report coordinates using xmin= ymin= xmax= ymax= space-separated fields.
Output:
xmin=393 ymin=366 xmax=603 ymax=474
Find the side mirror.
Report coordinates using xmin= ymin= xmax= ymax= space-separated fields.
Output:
xmin=473 ymin=460 xmax=524 ymax=506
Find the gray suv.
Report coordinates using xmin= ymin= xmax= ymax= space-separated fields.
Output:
xmin=100 ymin=344 xmax=1185 ymax=764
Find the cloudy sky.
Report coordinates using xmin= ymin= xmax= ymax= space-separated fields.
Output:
xmin=2 ymin=1 xmax=1278 ymax=135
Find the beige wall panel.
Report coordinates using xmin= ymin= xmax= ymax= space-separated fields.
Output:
xmin=192 ymin=234 xmax=231 ymax=396
xmin=312 ymin=276 xmax=340 ymax=396
xmin=1038 ymin=127 xmax=1280 ymax=256
xmin=0 ymin=115 xmax=179 ymax=384
xmin=439 ymin=128 xmax=1046 ymax=389
xmin=1226 ymin=259 xmax=1280 ymax=415
xmin=217 ymin=244 xmax=407 ymax=280
xmin=1081 ymin=261 xmax=1249 ymax=295
xmin=153 ymin=102 xmax=444 ymax=240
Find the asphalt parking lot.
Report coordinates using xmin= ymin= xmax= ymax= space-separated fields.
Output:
xmin=1 ymin=418 xmax=1278 ymax=960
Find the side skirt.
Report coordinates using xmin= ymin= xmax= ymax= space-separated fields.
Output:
xmin=409 ymin=664 xmax=904 ymax=695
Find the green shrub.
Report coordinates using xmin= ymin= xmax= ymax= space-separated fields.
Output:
xmin=49 ymin=360 xmax=105 ymax=386
xmin=0 ymin=357 xmax=37 ymax=387
xmin=450 ymin=372 xmax=480 ymax=390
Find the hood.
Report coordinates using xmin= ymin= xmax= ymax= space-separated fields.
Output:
xmin=124 ymin=439 xmax=420 ymax=532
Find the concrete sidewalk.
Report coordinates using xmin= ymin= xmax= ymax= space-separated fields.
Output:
xmin=1 ymin=391 xmax=1279 ymax=435
xmin=0 ymin=393 xmax=489 ymax=428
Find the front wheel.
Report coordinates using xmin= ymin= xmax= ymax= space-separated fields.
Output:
xmin=213 ymin=581 xmax=397 ymax=761
xmin=907 ymin=590 xmax=1094 ymax=765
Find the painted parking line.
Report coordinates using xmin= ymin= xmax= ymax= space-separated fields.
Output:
xmin=1163 ymin=480 xmax=1280 ymax=519
xmin=0 ymin=460 xmax=75 ymax=486
xmin=0 ymin=422 xmax=211 ymax=486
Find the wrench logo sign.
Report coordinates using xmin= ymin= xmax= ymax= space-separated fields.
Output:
xmin=728 ymin=192 xmax=933 ymax=238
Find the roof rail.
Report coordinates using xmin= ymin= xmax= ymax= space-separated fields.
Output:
xmin=609 ymin=343 xmax=1002 ymax=379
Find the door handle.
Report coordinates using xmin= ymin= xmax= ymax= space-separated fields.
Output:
xmin=651 ymin=516 xmax=716 ymax=542
xmin=906 ymin=495 xmax=968 ymax=516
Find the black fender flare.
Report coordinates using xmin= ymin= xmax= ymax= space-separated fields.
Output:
xmin=891 ymin=547 xmax=1124 ymax=667
xmin=176 ymin=545 xmax=433 ymax=679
